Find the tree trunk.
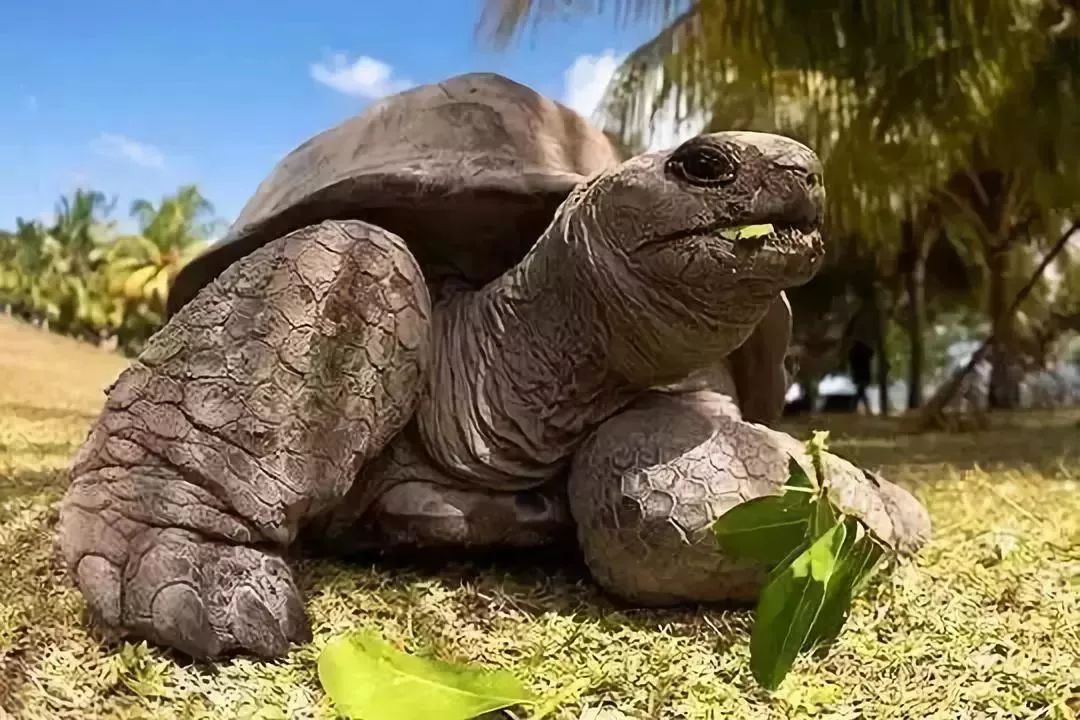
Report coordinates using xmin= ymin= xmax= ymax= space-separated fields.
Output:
xmin=871 ymin=282 xmax=891 ymax=416
xmin=987 ymin=246 xmax=1021 ymax=409
xmin=914 ymin=220 xmax=1080 ymax=429
xmin=898 ymin=218 xmax=927 ymax=410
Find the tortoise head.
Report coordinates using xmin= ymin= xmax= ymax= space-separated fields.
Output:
xmin=559 ymin=131 xmax=826 ymax=384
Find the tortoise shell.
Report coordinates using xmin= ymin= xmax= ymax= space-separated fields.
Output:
xmin=167 ymin=72 xmax=622 ymax=317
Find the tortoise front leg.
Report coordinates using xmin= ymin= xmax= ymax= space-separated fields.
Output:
xmin=567 ymin=390 xmax=931 ymax=606
xmin=58 ymin=220 xmax=430 ymax=658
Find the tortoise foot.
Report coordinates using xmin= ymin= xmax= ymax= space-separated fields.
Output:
xmin=69 ymin=525 xmax=309 ymax=659
xmin=569 ymin=391 xmax=773 ymax=606
xmin=569 ymin=390 xmax=932 ymax=606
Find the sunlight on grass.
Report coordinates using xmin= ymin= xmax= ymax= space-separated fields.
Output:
xmin=1 ymin=315 xmax=1078 ymax=719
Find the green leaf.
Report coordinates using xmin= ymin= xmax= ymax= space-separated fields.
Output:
xmin=803 ymin=518 xmax=886 ymax=656
xmin=317 ymin=631 xmax=535 ymax=720
xmin=786 ymin=456 xmax=816 ymax=491
xmin=718 ymin=223 xmax=775 ymax=240
xmin=749 ymin=520 xmax=848 ymax=690
xmin=765 ymin=540 xmax=811 ymax=583
xmin=808 ymin=492 xmax=839 ymax=540
xmin=713 ymin=490 xmax=814 ymax=566
xmin=123 ymin=265 xmax=157 ymax=300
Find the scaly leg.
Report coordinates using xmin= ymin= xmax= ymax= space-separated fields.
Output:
xmin=58 ymin=219 xmax=431 ymax=658
xmin=309 ymin=427 xmax=572 ymax=554
xmin=568 ymin=390 xmax=931 ymax=606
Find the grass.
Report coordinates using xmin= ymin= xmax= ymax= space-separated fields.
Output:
xmin=0 ymin=313 xmax=1078 ymax=719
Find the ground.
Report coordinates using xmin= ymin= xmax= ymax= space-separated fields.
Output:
xmin=0 ymin=315 xmax=1077 ymax=720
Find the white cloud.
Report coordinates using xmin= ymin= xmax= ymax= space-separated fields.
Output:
xmin=310 ymin=53 xmax=413 ymax=99
xmin=562 ymin=50 xmax=706 ymax=152
xmin=91 ymin=133 xmax=166 ymax=169
xmin=562 ymin=51 xmax=624 ymax=120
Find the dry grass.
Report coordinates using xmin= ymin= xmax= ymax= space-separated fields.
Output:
xmin=0 ymin=314 xmax=1077 ymax=719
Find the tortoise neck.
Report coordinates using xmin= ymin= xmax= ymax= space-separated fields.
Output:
xmin=413 ymin=218 xmax=640 ymax=486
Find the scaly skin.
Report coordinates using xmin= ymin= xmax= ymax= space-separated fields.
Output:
xmin=58 ymin=220 xmax=430 ymax=657
xmin=408 ymin=132 xmax=826 ymax=487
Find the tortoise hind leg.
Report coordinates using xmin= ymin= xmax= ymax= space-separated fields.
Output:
xmin=309 ymin=428 xmax=573 ymax=554
xmin=57 ymin=219 xmax=430 ymax=658
xmin=367 ymin=480 xmax=571 ymax=548
xmin=568 ymin=390 xmax=931 ymax=606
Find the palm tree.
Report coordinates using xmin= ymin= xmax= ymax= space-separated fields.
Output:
xmin=44 ymin=189 xmax=119 ymax=336
xmin=1 ymin=184 xmax=223 ymax=353
xmin=0 ymin=230 xmax=20 ymax=311
xmin=50 ymin=189 xmax=115 ymax=269
xmin=479 ymin=0 xmax=1080 ymax=410
xmin=0 ymin=220 xmax=50 ymax=318
xmin=104 ymin=185 xmax=217 ymax=344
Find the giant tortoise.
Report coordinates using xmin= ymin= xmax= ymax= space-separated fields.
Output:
xmin=58 ymin=72 xmax=930 ymax=659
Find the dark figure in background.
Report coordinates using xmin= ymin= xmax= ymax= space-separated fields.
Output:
xmin=849 ymin=340 xmax=874 ymax=413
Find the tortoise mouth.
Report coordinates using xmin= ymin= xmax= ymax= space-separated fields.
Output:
xmin=725 ymin=223 xmax=825 ymax=272
xmin=730 ymin=231 xmax=824 ymax=297
xmin=727 ymin=225 xmax=824 ymax=279
xmin=657 ymin=222 xmax=824 ymax=286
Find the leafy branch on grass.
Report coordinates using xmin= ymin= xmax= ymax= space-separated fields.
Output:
xmin=317 ymin=431 xmax=896 ymax=717
xmin=712 ymin=431 xmax=890 ymax=690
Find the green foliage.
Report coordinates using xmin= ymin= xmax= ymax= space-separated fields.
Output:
xmin=718 ymin=223 xmax=775 ymax=241
xmin=749 ymin=517 xmax=849 ymax=690
xmin=317 ymin=631 xmax=535 ymax=720
xmin=713 ymin=432 xmax=891 ymax=690
xmin=0 ymin=185 xmax=215 ymax=355
xmin=486 ymin=0 xmax=1080 ymax=241
xmin=710 ymin=459 xmax=815 ymax=566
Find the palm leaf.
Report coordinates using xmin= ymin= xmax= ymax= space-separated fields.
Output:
xmin=123 ymin=265 xmax=159 ymax=301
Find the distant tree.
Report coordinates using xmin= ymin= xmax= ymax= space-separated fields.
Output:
xmin=0 ymin=184 xmax=219 ymax=354
xmin=105 ymin=185 xmax=218 ymax=350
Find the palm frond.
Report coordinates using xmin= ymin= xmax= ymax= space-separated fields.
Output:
xmin=476 ymin=0 xmax=689 ymax=49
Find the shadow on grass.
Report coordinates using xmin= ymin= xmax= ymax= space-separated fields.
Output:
xmin=299 ymin=541 xmax=754 ymax=650
xmin=0 ymin=467 xmax=68 ymax=508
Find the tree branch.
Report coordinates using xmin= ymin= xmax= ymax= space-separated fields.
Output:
xmin=912 ymin=218 xmax=1080 ymax=430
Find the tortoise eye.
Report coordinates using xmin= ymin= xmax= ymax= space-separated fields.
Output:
xmin=667 ymin=141 xmax=739 ymax=186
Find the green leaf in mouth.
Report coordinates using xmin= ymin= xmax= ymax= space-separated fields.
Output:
xmin=718 ymin=223 xmax=775 ymax=240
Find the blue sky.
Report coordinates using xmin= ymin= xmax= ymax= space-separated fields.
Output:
xmin=1 ymin=1 xmax=672 ymax=233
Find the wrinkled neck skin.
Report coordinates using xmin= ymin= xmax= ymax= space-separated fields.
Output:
xmin=414 ymin=195 xmax=775 ymax=488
